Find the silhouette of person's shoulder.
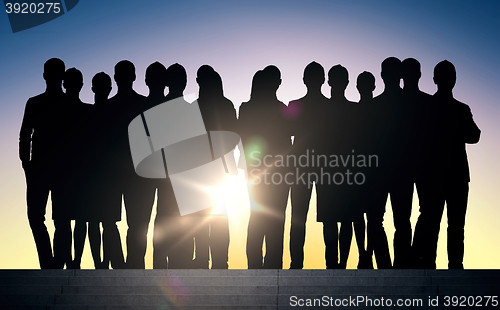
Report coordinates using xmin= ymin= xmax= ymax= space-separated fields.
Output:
xmin=108 ymin=90 xmax=146 ymax=104
xmin=27 ymin=91 xmax=65 ymax=110
xmin=238 ymin=101 xmax=252 ymax=117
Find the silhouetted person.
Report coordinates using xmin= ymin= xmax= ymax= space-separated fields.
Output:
xmin=318 ymin=65 xmax=369 ymax=269
xmin=107 ymin=60 xmax=155 ymax=269
xmin=398 ymin=58 xmax=434 ymax=268
xmin=239 ymin=66 xmax=292 ymax=269
xmin=150 ymin=62 xmax=194 ymax=269
xmin=19 ymin=58 xmax=66 ymax=269
xmin=287 ymin=62 xmax=330 ymax=269
xmin=194 ymin=65 xmax=237 ymax=269
xmin=412 ymin=60 xmax=480 ymax=269
xmin=357 ymin=71 xmax=375 ymax=104
xmin=69 ymin=72 xmax=126 ymax=269
xmin=49 ymin=68 xmax=93 ymax=269
xmin=355 ymin=70 xmax=377 ymax=269
xmin=364 ymin=57 xmax=408 ymax=269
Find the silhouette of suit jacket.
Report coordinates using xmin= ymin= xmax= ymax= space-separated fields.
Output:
xmin=403 ymin=89 xmax=433 ymax=182
xmin=288 ymin=95 xmax=330 ymax=156
xmin=423 ymin=93 xmax=480 ymax=183
xmin=19 ymin=91 xmax=66 ymax=168
xmin=106 ymin=90 xmax=148 ymax=180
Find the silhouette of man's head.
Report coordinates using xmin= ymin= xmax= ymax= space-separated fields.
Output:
xmin=196 ymin=65 xmax=223 ymax=96
xmin=433 ymin=60 xmax=456 ymax=92
xmin=381 ymin=57 xmax=402 ymax=87
xmin=328 ymin=65 xmax=349 ymax=92
xmin=92 ymin=72 xmax=112 ymax=97
xmin=114 ymin=60 xmax=136 ymax=88
xmin=63 ymin=68 xmax=83 ymax=95
xmin=303 ymin=61 xmax=325 ymax=89
xmin=166 ymin=63 xmax=187 ymax=94
xmin=262 ymin=65 xmax=282 ymax=94
xmin=356 ymin=71 xmax=376 ymax=98
xmin=145 ymin=61 xmax=167 ymax=90
xmin=402 ymin=58 xmax=421 ymax=88
xmin=43 ymin=58 xmax=65 ymax=86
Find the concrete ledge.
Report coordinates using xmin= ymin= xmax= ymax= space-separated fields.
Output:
xmin=1 ymin=269 xmax=499 ymax=308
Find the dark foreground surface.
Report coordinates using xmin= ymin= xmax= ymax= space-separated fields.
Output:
xmin=0 ymin=269 xmax=499 ymax=309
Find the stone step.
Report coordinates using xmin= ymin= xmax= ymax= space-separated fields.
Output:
xmin=53 ymin=294 xmax=277 ymax=306
xmin=279 ymin=276 xmax=432 ymax=286
xmin=1 ymin=269 xmax=499 ymax=309
xmin=0 ymin=285 xmax=62 ymax=295
xmin=279 ymin=285 xmax=438 ymax=294
xmin=68 ymin=276 xmax=278 ymax=286
xmin=62 ymin=285 xmax=277 ymax=295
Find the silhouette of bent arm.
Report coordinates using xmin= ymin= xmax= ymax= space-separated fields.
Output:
xmin=19 ymin=98 xmax=35 ymax=164
xmin=462 ymin=105 xmax=481 ymax=144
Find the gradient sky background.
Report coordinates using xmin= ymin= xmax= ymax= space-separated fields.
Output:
xmin=0 ymin=0 xmax=499 ymax=269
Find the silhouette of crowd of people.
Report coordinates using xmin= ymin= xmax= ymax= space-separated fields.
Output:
xmin=19 ymin=56 xmax=480 ymax=270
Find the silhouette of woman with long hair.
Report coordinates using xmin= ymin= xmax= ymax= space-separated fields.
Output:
xmin=239 ymin=66 xmax=292 ymax=269
xmin=194 ymin=65 xmax=237 ymax=269
xmin=150 ymin=62 xmax=195 ymax=269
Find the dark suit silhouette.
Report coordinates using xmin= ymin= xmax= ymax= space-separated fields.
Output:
xmin=19 ymin=58 xmax=66 ymax=269
xmin=239 ymin=66 xmax=292 ymax=269
xmin=149 ymin=62 xmax=195 ymax=269
xmin=365 ymin=57 xmax=409 ymax=269
xmin=397 ymin=58 xmax=433 ymax=269
xmin=106 ymin=60 xmax=156 ymax=269
xmin=412 ymin=60 xmax=480 ymax=269
xmin=288 ymin=62 xmax=330 ymax=269
xmin=194 ymin=65 xmax=237 ymax=269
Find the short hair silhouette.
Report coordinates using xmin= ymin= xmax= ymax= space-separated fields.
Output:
xmin=381 ymin=57 xmax=402 ymax=83
xmin=433 ymin=60 xmax=456 ymax=91
xmin=356 ymin=71 xmax=376 ymax=94
xmin=114 ymin=60 xmax=136 ymax=85
xmin=303 ymin=61 xmax=325 ymax=88
xmin=92 ymin=72 xmax=112 ymax=95
xmin=262 ymin=65 xmax=282 ymax=93
xmin=166 ymin=63 xmax=187 ymax=92
xmin=196 ymin=65 xmax=215 ymax=83
xmin=63 ymin=68 xmax=83 ymax=93
xmin=402 ymin=58 xmax=421 ymax=85
xmin=43 ymin=58 xmax=65 ymax=82
xmin=145 ymin=61 xmax=167 ymax=89
xmin=328 ymin=64 xmax=349 ymax=90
